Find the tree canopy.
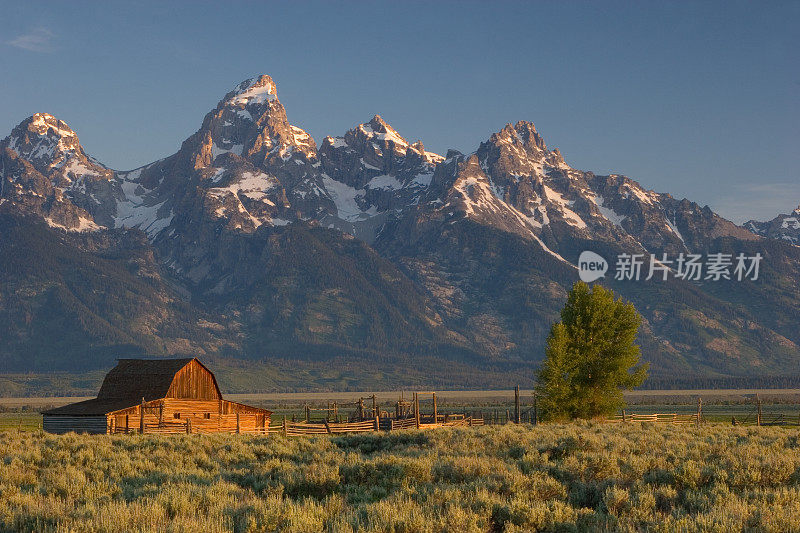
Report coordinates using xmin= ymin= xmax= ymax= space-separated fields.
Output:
xmin=536 ymin=281 xmax=648 ymax=421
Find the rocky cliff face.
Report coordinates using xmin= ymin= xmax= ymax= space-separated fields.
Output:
xmin=1 ymin=74 xmax=798 ymax=385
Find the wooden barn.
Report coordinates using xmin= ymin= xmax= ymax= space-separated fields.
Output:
xmin=42 ymin=358 xmax=271 ymax=435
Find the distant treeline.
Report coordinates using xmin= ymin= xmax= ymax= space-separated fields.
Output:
xmin=642 ymin=375 xmax=800 ymax=390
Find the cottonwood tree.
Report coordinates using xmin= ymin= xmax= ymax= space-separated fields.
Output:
xmin=536 ymin=281 xmax=648 ymax=421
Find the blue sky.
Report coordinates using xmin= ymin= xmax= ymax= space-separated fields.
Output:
xmin=1 ymin=1 xmax=797 ymax=222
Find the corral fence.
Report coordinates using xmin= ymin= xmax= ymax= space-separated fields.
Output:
xmin=269 ymin=391 xmax=486 ymax=437
xmin=612 ymin=413 xmax=700 ymax=425
xmin=267 ymin=415 xmax=484 ymax=437
xmin=613 ymin=394 xmax=800 ymax=427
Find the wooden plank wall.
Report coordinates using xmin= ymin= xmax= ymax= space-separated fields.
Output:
xmin=106 ymin=398 xmax=271 ymax=434
xmin=166 ymin=359 xmax=220 ymax=400
xmin=43 ymin=416 xmax=107 ymax=434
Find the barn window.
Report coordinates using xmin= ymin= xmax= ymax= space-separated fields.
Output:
xmin=204 ymin=413 xmax=211 ymax=419
xmin=174 ymin=413 xmax=180 ymax=419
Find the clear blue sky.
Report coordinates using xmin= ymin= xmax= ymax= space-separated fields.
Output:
xmin=1 ymin=1 xmax=797 ymax=222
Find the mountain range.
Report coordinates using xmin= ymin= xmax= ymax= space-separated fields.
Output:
xmin=1 ymin=75 xmax=798 ymax=393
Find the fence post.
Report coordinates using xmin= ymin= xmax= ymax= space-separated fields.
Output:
xmin=533 ymin=394 xmax=538 ymax=426
xmin=514 ymin=385 xmax=520 ymax=424
xmin=757 ymin=394 xmax=762 ymax=427
xmin=433 ymin=392 xmax=438 ymax=424
xmin=186 ymin=418 xmax=190 ymax=434
xmin=696 ymin=397 xmax=702 ymax=426
xmin=305 ymin=405 xmax=310 ymax=422
xmin=622 ymin=409 xmax=626 ymax=423
xmin=283 ymin=416 xmax=287 ymax=437
xmin=140 ymin=397 xmax=145 ymax=434
xmin=374 ymin=415 xmax=379 ymax=432
xmin=236 ymin=412 xmax=240 ymax=434
xmin=414 ymin=393 xmax=420 ymax=429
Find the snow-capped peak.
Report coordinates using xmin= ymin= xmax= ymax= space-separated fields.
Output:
xmin=6 ymin=113 xmax=80 ymax=154
xmin=349 ymin=115 xmax=442 ymax=163
xmin=358 ymin=115 xmax=407 ymax=147
xmin=223 ymin=75 xmax=277 ymax=107
xmin=28 ymin=113 xmax=77 ymax=138
xmin=1 ymin=113 xmax=102 ymax=177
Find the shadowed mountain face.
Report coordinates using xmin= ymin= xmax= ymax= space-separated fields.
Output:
xmin=1 ymin=75 xmax=798 ymax=387
xmin=745 ymin=205 xmax=800 ymax=246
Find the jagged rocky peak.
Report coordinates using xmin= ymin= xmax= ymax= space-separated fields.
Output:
xmin=358 ymin=114 xmax=409 ymax=154
xmin=2 ymin=113 xmax=109 ymax=177
xmin=182 ymin=74 xmax=319 ymax=172
xmin=0 ymin=112 xmax=119 ymax=232
xmin=478 ymin=121 xmax=568 ymax=179
xmin=496 ymin=121 xmax=547 ymax=151
xmin=323 ymin=114 xmax=442 ymax=164
xmin=319 ymin=114 xmax=443 ymax=193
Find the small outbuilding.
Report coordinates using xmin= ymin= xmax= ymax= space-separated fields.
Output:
xmin=43 ymin=358 xmax=271 ymax=434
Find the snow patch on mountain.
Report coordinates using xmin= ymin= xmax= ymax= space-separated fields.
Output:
xmin=114 ymin=173 xmax=175 ymax=237
xmin=207 ymin=171 xmax=279 ymax=204
xmin=665 ymin=216 xmax=685 ymax=243
xmin=226 ymin=77 xmax=277 ymax=107
xmin=621 ymin=181 xmax=659 ymax=205
xmin=591 ymin=194 xmax=626 ymax=227
xmin=411 ymin=172 xmax=434 ymax=187
xmin=782 ymin=216 xmax=799 ymax=230
xmin=211 ymin=142 xmax=243 ymax=159
xmin=45 ymin=215 xmax=100 ymax=233
xmin=367 ymin=174 xmax=403 ymax=190
xmin=542 ymin=185 xmax=587 ymax=229
xmin=322 ymin=175 xmax=376 ymax=221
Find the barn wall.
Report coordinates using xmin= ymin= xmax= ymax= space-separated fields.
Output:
xmin=43 ymin=416 xmax=107 ymax=434
xmin=166 ymin=360 xmax=221 ymax=400
xmin=107 ymin=398 xmax=271 ymax=434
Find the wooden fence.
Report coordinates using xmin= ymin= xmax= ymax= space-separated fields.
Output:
xmin=109 ymin=419 xmax=274 ymax=435
xmin=262 ymin=416 xmax=484 ymax=437
xmin=612 ymin=413 xmax=700 ymax=425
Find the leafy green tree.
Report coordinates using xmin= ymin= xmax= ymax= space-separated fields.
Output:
xmin=536 ymin=281 xmax=648 ymax=421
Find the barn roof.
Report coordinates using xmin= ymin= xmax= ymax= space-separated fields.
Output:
xmin=96 ymin=358 xmax=197 ymax=400
xmin=41 ymin=397 xmax=147 ymax=416
xmin=43 ymin=358 xmax=199 ymax=416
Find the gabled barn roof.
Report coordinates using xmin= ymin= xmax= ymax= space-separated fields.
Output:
xmin=42 ymin=397 xmax=149 ymax=416
xmin=43 ymin=358 xmax=222 ymax=416
xmin=97 ymin=358 xmax=196 ymax=400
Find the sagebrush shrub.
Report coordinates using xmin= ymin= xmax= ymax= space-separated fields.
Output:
xmin=1 ymin=424 xmax=799 ymax=532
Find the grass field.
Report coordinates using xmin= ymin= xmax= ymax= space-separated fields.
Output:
xmin=2 ymin=423 xmax=800 ymax=532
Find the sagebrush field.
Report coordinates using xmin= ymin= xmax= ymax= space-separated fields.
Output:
xmin=2 ymin=423 xmax=800 ymax=532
